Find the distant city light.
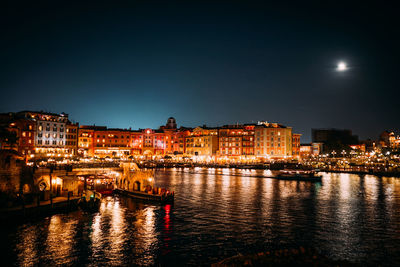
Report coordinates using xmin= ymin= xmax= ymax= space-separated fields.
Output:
xmin=337 ymin=61 xmax=347 ymax=71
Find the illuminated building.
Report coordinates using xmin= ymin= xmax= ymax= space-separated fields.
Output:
xmin=171 ymin=128 xmax=191 ymax=155
xmin=254 ymin=122 xmax=293 ymax=158
xmin=185 ymin=126 xmax=219 ymax=158
xmin=350 ymin=144 xmax=366 ymax=152
xmin=2 ymin=111 xmax=305 ymax=161
xmin=159 ymin=117 xmax=178 ymax=155
xmin=292 ymin=133 xmax=301 ymax=158
xmin=78 ymin=126 xmax=96 ymax=157
xmin=1 ymin=115 xmax=36 ymax=157
xmin=218 ymin=125 xmax=246 ymax=158
xmin=93 ymin=128 xmax=132 ymax=158
xmin=300 ymin=143 xmax=323 ymax=157
xmin=5 ymin=111 xmax=71 ymax=158
xmin=140 ymin=128 xmax=166 ymax=157
xmin=380 ymin=130 xmax=400 ymax=149
xmin=65 ymin=123 xmax=79 ymax=156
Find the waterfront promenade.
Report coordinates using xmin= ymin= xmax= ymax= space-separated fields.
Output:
xmin=0 ymin=196 xmax=80 ymax=222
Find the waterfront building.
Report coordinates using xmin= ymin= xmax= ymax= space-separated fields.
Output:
xmin=159 ymin=117 xmax=178 ymax=155
xmin=78 ymin=126 xmax=99 ymax=157
xmin=3 ymin=111 xmax=71 ymax=159
xmin=380 ymin=130 xmax=400 ymax=149
xmin=65 ymin=123 xmax=79 ymax=156
xmin=185 ymin=126 xmax=219 ymax=159
xmin=242 ymin=124 xmax=255 ymax=157
xmin=300 ymin=142 xmax=323 ymax=157
xmin=254 ymin=122 xmax=293 ymax=159
xmin=312 ymin=128 xmax=358 ymax=152
xmin=292 ymin=133 xmax=301 ymax=159
xmin=93 ymin=128 xmax=133 ymax=158
xmin=171 ymin=128 xmax=191 ymax=155
xmin=141 ymin=128 xmax=167 ymax=157
xmin=1 ymin=111 xmax=304 ymax=161
xmin=218 ymin=125 xmax=246 ymax=158
xmin=0 ymin=114 xmax=36 ymax=157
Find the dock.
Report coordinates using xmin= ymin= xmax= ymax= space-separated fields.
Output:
xmin=0 ymin=196 xmax=80 ymax=223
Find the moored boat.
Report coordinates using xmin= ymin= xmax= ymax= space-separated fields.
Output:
xmin=114 ymin=162 xmax=174 ymax=204
xmin=113 ymin=188 xmax=174 ymax=204
xmin=78 ymin=189 xmax=102 ymax=211
xmin=272 ymin=169 xmax=322 ymax=182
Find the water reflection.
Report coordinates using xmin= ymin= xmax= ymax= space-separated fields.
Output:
xmin=3 ymin=170 xmax=400 ymax=266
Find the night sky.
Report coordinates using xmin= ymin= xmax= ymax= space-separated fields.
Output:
xmin=1 ymin=1 xmax=399 ymax=142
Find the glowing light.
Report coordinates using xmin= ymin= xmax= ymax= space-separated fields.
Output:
xmin=337 ymin=61 xmax=347 ymax=71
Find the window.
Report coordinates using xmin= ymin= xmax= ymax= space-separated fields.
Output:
xmin=45 ymin=140 xmax=50 ymax=145
xmin=53 ymin=141 xmax=57 ymax=145
xmin=60 ymin=134 xmax=63 ymax=138
xmin=53 ymin=133 xmax=57 ymax=138
xmin=60 ymin=128 xmax=64 ymax=132
xmin=22 ymin=132 xmax=26 ymax=137
xmin=38 ymin=125 xmax=43 ymax=131
xmin=38 ymin=140 xmax=42 ymax=144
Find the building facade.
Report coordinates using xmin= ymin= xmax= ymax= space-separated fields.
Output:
xmin=254 ymin=122 xmax=293 ymax=158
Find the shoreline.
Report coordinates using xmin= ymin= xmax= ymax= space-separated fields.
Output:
xmin=140 ymin=163 xmax=400 ymax=178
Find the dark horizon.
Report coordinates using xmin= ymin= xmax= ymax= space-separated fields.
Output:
xmin=1 ymin=1 xmax=399 ymax=142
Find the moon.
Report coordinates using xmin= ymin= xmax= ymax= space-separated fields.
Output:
xmin=337 ymin=61 xmax=347 ymax=71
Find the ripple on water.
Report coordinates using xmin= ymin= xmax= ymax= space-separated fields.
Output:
xmin=2 ymin=170 xmax=400 ymax=266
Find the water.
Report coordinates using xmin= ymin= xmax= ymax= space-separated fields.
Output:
xmin=2 ymin=168 xmax=400 ymax=266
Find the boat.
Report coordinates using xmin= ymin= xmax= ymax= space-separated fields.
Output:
xmin=113 ymin=162 xmax=174 ymax=204
xmin=113 ymin=188 xmax=174 ymax=204
xmin=272 ymin=169 xmax=322 ymax=182
xmin=78 ymin=189 xmax=102 ymax=211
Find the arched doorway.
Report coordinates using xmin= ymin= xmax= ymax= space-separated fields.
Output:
xmin=134 ymin=181 xmax=141 ymax=191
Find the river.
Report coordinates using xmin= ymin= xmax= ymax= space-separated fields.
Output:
xmin=2 ymin=168 xmax=400 ymax=266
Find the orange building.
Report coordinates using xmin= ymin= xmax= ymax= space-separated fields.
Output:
xmin=292 ymin=133 xmax=301 ymax=158
xmin=218 ymin=125 xmax=245 ymax=158
xmin=254 ymin=122 xmax=293 ymax=159
xmin=65 ymin=123 xmax=79 ymax=156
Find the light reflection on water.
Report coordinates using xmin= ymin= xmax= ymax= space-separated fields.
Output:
xmin=2 ymin=169 xmax=400 ymax=266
